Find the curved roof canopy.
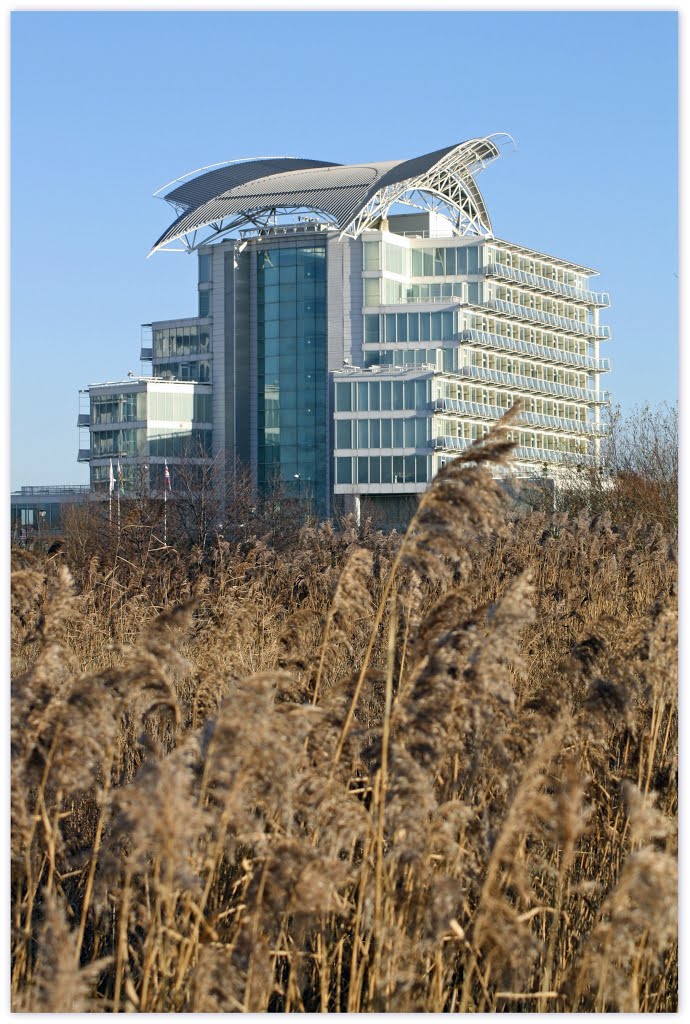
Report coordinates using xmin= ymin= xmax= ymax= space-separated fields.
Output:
xmin=149 ymin=135 xmax=512 ymax=255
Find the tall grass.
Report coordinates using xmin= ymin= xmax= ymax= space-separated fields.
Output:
xmin=11 ymin=413 xmax=677 ymax=1011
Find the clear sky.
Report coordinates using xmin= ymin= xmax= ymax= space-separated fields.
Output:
xmin=10 ymin=10 xmax=678 ymax=489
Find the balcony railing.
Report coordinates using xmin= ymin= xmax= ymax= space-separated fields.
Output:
xmin=483 ymin=298 xmax=611 ymax=339
xmin=140 ymin=347 xmax=153 ymax=361
xmin=448 ymin=364 xmax=608 ymax=404
xmin=433 ymin=435 xmax=595 ymax=465
xmin=484 ymin=263 xmax=610 ymax=307
xmin=459 ymin=329 xmax=611 ymax=372
xmin=433 ymin=398 xmax=609 ymax=435
xmin=77 ymin=413 xmax=90 ymax=427
xmin=77 ymin=449 xmax=91 ymax=462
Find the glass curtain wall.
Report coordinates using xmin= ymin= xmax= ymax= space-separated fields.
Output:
xmin=257 ymin=246 xmax=328 ymax=514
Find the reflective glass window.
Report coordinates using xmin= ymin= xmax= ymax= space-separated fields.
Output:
xmin=198 ymin=253 xmax=211 ymax=282
xmin=336 ymin=457 xmax=352 ymax=484
xmin=393 ymin=382 xmax=404 ymax=411
xmin=336 ymin=420 xmax=352 ymax=448
xmin=335 ymin=383 xmax=352 ymax=412
xmin=364 ymin=314 xmax=380 ymax=343
xmin=357 ymin=420 xmax=369 ymax=448
xmin=370 ymin=419 xmax=380 ymax=447
xmin=380 ymin=381 xmax=392 ymax=410
xmin=364 ymin=278 xmax=379 ymax=306
xmin=381 ymin=456 xmax=392 ymax=483
xmin=393 ymin=419 xmax=404 ymax=447
xmin=381 ymin=419 xmax=392 ymax=447
xmin=363 ymin=241 xmax=380 ymax=270
xmin=357 ymin=382 xmax=369 ymax=411
xmin=357 ymin=457 xmax=369 ymax=484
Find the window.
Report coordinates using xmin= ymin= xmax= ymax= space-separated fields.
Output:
xmin=198 ymin=253 xmax=211 ymax=282
xmin=363 ymin=241 xmax=380 ymax=271
xmin=364 ymin=279 xmax=380 ymax=306
xmin=335 ymin=383 xmax=352 ymax=412
xmin=199 ymin=292 xmax=210 ymax=318
xmin=364 ymin=314 xmax=380 ymax=343
xmin=336 ymin=457 xmax=352 ymax=484
xmin=336 ymin=420 xmax=352 ymax=448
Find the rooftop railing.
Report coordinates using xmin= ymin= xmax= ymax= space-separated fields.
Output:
xmin=14 ymin=485 xmax=91 ymax=496
xmin=483 ymin=298 xmax=611 ymax=339
xmin=459 ymin=329 xmax=611 ymax=372
xmin=484 ymin=263 xmax=610 ymax=306
xmin=433 ymin=398 xmax=608 ymax=435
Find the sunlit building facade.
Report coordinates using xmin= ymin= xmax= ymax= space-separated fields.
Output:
xmin=81 ymin=136 xmax=611 ymax=519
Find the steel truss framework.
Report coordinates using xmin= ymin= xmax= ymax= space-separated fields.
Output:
xmin=149 ymin=135 xmax=513 ymax=255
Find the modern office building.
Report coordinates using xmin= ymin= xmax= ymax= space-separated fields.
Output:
xmin=11 ymin=485 xmax=91 ymax=543
xmin=80 ymin=136 xmax=611 ymax=520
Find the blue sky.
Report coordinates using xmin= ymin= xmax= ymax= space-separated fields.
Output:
xmin=10 ymin=10 xmax=678 ymax=488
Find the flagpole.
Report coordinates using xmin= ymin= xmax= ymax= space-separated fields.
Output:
xmin=109 ymin=458 xmax=114 ymax=530
xmin=164 ymin=461 xmax=171 ymax=546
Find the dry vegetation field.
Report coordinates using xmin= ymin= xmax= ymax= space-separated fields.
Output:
xmin=11 ymin=410 xmax=677 ymax=1011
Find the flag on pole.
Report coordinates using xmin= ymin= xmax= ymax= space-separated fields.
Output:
xmin=109 ymin=459 xmax=115 ymax=494
xmin=117 ymin=460 xmax=125 ymax=494
xmin=164 ymin=462 xmax=172 ymax=492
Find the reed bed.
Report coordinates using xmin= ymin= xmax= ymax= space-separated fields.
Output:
xmin=11 ymin=411 xmax=677 ymax=1012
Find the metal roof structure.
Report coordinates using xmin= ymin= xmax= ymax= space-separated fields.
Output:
xmin=149 ymin=135 xmax=513 ymax=255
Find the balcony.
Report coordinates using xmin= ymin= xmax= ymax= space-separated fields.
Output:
xmin=483 ymin=298 xmax=611 ymax=339
xmin=433 ymin=398 xmax=609 ymax=435
xmin=433 ymin=434 xmax=595 ymax=465
xmin=448 ymin=363 xmax=607 ymax=404
xmin=459 ymin=329 xmax=611 ymax=372
xmin=77 ymin=413 xmax=90 ymax=427
xmin=484 ymin=263 xmax=610 ymax=307
xmin=77 ymin=448 xmax=91 ymax=462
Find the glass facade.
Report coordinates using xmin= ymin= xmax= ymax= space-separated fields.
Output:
xmin=257 ymin=245 xmax=328 ymax=513
xmin=153 ymin=325 xmax=210 ymax=358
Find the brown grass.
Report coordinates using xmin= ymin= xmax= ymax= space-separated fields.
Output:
xmin=11 ymin=412 xmax=677 ymax=1011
